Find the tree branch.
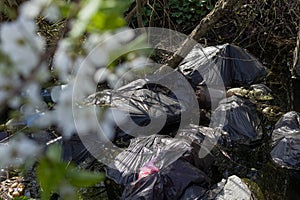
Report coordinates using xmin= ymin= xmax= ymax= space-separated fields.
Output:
xmin=125 ymin=0 xmax=147 ymax=23
xmin=292 ymin=25 xmax=300 ymax=78
xmin=164 ymin=0 xmax=245 ymax=69
xmin=136 ymin=0 xmax=144 ymax=28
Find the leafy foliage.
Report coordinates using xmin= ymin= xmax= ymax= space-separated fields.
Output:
xmin=37 ymin=145 xmax=105 ymax=200
xmin=127 ymin=0 xmax=217 ymax=33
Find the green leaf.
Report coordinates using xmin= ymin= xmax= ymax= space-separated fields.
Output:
xmin=37 ymin=159 xmax=68 ymax=199
xmin=13 ymin=197 xmax=35 ymax=200
xmin=87 ymin=12 xmax=125 ymax=32
xmin=66 ymin=169 xmax=105 ymax=187
xmin=46 ymin=144 xmax=62 ymax=163
xmin=37 ymin=145 xmax=105 ymax=199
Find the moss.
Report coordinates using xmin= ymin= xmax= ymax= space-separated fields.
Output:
xmin=242 ymin=178 xmax=265 ymax=200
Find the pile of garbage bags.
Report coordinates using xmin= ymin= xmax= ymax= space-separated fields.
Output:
xmin=4 ymin=43 xmax=300 ymax=199
xmin=89 ymin=43 xmax=299 ymax=199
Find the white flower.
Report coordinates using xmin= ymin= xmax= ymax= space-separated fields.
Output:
xmin=129 ymin=57 xmax=152 ymax=69
xmin=8 ymin=96 xmax=21 ymax=108
xmin=107 ymin=73 xmax=119 ymax=88
xmin=20 ymin=0 xmax=52 ymax=19
xmin=87 ymin=45 xmax=109 ymax=67
xmin=0 ymin=135 xmax=41 ymax=167
xmin=42 ymin=5 xmax=61 ymax=22
xmin=24 ymin=83 xmax=42 ymax=105
xmin=20 ymin=1 xmax=42 ymax=19
xmin=0 ymin=17 xmax=45 ymax=77
xmin=69 ymin=0 xmax=101 ymax=38
xmin=73 ymin=105 xmax=101 ymax=135
xmin=53 ymin=40 xmax=78 ymax=82
xmin=94 ymin=68 xmax=109 ymax=83
xmin=113 ymin=28 xmax=135 ymax=43
xmin=54 ymin=84 xmax=75 ymax=138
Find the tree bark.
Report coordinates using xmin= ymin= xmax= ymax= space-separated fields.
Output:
xmin=136 ymin=0 xmax=144 ymax=28
xmin=125 ymin=0 xmax=147 ymax=23
xmin=292 ymin=26 xmax=300 ymax=78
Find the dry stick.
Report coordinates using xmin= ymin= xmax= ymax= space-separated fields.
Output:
xmin=136 ymin=0 xmax=144 ymax=28
xmin=162 ymin=0 xmax=245 ymax=70
xmin=292 ymin=26 xmax=300 ymax=77
xmin=290 ymin=26 xmax=300 ymax=110
xmin=125 ymin=0 xmax=147 ymax=23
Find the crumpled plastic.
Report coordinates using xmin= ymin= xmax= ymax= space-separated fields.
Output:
xmin=86 ymin=71 xmax=200 ymax=138
xmin=270 ymin=111 xmax=300 ymax=170
xmin=211 ymin=96 xmax=263 ymax=146
xmin=106 ymin=133 xmax=214 ymax=200
xmin=177 ymin=43 xmax=268 ymax=88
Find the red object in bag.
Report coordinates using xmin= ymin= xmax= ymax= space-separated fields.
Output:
xmin=138 ymin=158 xmax=159 ymax=180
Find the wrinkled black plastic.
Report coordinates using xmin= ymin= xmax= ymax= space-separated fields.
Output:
xmin=177 ymin=124 xmax=223 ymax=171
xmin=62 ymin=134 xmax=90 ymax=164
xmin=177 ymin=43 xmax=268 ymax=88
xmin=122 ymin=158 xmax=210 ymax=200
xmin=90 ymin=87 xmax=183 ymax=137
xmin=270 ymin=111 xmax=300 ymax=169
xmin=106 ymin=134 xmax=212 ymax=200
xmin=87 ymin=72 xmax=199 ymax=137
xmin=106 ymin=135 xmax=192 ymax=185
xmin=211 ymin=96 xmax=262 ymax=146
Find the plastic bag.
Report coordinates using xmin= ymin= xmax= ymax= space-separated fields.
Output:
xmin=122 ymin=158 xmax=210 ymax=200
xmin=176 ymin=124 xmax=223 ymax=171
xmin=177 ymin=43 xmax=268 ymax=88
xmin=106 ymin=135 xmax=192 ymax=185
xmin=270 ymin=111 xmax=300 ymax=169
xmin=87 ymin=72 xmax=200 ymax=137
xmin=210 ymin=175 xmax=253 ymax=200
xmin=211 ymin=96 xmax=263 ymax=146
xmin=106 ymin=134 xmax=213 ymax=200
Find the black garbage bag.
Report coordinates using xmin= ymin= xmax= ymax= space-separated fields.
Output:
xmin=177 ymin=43 xmax=268 ymax=88
xmin=122 ymin=158 xmax=210 ymax=200
xmin=89 ymin=88 xmax=183 ymax=137
xmin=106 ymin=135 xmax=192 ymax=185
xmin=210 ymin=96 xmax=263 ymax=146
xmin=270 ymin=111 xmax=300 ymax=169
xmin=106 ymin=134 xmax=212 ymax=200
xmin=87 ymin=72 xmax=199 ymax=137
xmin=176 ymin=124 xmax=224 ymax=171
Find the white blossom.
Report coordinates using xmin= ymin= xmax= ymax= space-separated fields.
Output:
xmin=0 ymin=17 xmax=45 ymax=77
xmin=43 ymin=5 xmax=61 ymax=22
xmin=69 ymin=0 xmax=101 ymax=38
xmin=73 ymin=105 xmax=101 ymax=135
xmin=20 ymin=0 xmax=52 ymax=19
xmin=113 ymin=27 xmax=135 ymax=43
xmin=54 ymin=84 xmax=75 ymax=139
xmin=0 ymin=135 xmax=41 ymax=167
xmin=94 ymin=68 xmax=109 ymax=83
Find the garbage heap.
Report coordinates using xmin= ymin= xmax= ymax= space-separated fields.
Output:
xmin=83 ymin=43 xmax=300 ymax=199
xmin=2 ymin=43 xmax=299 ymax=199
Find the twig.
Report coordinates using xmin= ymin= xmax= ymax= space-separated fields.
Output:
xmin=136 ymin=0 xmax=144 ymax=28
xmin=159 ymin=0 xmax=246 ymax=71
xmin=125 ymin=0 xmax=147 ymax=23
